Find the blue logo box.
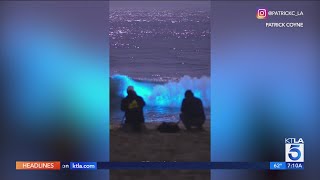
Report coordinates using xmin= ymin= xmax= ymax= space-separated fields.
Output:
xmin=270 ymin=162 xmax=286 ymax=170
xmin=70 ymin=162 xmax=97 ymax=170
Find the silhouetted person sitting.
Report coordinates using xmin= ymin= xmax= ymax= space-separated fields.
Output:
xmin=121 ymin=86 xmax=146 ymax=132
xmin=180 ymin=90 xmax=206 ymax=130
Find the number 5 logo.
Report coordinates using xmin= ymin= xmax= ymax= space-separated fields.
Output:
xmin=288 ymin=145 xmax=301 ymax=161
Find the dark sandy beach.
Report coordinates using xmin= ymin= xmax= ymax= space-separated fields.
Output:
xmin=110 ymin=121 xmax=210 ymax=180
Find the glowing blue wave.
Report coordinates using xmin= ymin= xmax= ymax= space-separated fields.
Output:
xmin=111 ymin=74 xmax=210 ymax=108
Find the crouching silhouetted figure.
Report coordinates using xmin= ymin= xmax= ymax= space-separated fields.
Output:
xmin=180 ymin=90 xmax=206 ymax=130
xmin=121 ymin=86 xmax=146 ymax=132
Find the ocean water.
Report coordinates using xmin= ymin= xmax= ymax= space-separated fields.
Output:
xmin=110 ymin=8 xmax=210 ymax=122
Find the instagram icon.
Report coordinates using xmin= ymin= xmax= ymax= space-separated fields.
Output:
xmin=256 ymin=9 xmax=268 ymax=19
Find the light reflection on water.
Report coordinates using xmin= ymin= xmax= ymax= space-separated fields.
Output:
xmin=110 ymin=105 xmax=210 ymax=123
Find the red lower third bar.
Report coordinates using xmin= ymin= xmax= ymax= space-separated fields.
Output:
xmin=16 ymin=161 xmax=60 ymax=170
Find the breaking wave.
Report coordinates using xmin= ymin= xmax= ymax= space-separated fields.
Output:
xmin=110 ymin=74 xmax=210 ymax=108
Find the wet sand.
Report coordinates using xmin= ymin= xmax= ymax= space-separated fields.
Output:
xmin=110 ymin=121 xmax=210 ymax=180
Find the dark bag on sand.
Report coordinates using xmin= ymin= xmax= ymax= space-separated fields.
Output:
xmin=157 ymin=122 xmax=180 ymax=133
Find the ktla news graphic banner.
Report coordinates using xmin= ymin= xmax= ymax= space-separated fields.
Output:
xmin=15 ymin=161 xmax=303 ymax=170
xmin=15 ymin=138 xmax=304 ymax=171
xmin=269 ymin=138 xmax=305 ymax=170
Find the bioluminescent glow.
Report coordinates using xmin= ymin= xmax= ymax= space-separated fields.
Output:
xmin=111 ymin=74 xmax=210 ymax=108
xmin=3 ymin=15 xmax=109 ymax=128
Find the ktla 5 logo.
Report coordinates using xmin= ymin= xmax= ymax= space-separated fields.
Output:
xmin=285 ymin=138 xmax=304 ymax=162
xmin=256 ymin=9 xmax=268 ymax=19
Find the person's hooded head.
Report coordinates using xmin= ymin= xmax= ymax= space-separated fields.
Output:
xmin=127 ymin=86 xmax=136 ymax=97
xmin=185 ymin=90 xmax=194 ymax=99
